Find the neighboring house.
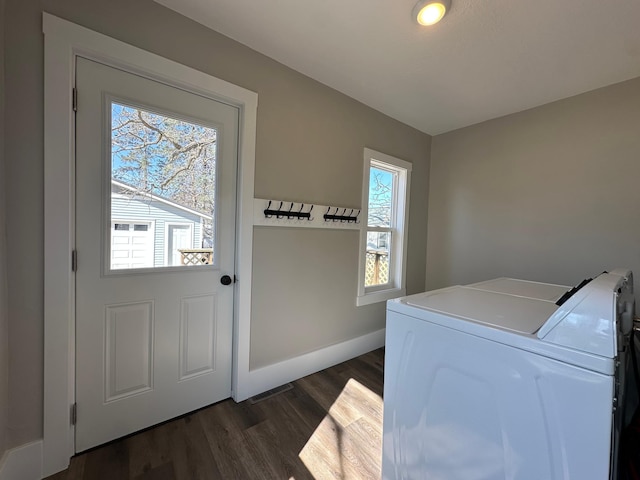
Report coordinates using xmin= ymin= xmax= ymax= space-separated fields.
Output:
xmin=111 ymin=180 xmax=212 ymax=269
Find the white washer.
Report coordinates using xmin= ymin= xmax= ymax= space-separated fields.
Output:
xmin=383 ymin=269 xmax=635 ymax=480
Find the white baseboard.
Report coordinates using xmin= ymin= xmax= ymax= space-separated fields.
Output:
xmin=234 ymin=328 xmax=385 ymax=401
xmin=0 ymin=440 xmax=43 ymax=480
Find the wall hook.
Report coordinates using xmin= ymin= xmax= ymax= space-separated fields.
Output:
xmin=264 ymin=200 xmax=315 ymax=221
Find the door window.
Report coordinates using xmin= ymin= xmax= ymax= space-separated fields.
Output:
xmin=110 ymin=101 xmax=218 ymax=271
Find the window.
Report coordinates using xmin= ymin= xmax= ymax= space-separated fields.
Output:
xmin=357 ymin=148 xmax=411 ymax=306
xmin=109 ymin=101 xmax=218 ymax=271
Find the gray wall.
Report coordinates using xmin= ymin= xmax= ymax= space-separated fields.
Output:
xmin=5 ymin=0 xmax=45 ymax=450
xmin=426 ymin=76 xmax=640 ymax=292
xmin=0 ymin=0 xmax=9 ymax=458
xmin=249 ymin=83 xmax=430 ymax=368
xmin=251 ymin=228 xmax=373 ymax=369
xmin=3 ymin=0 xmax=430 ymax=447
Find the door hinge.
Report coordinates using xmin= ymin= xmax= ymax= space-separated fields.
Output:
xmin=72 ymin=250 xmax=78 ymax=272
xmin=71 ymin=403 xmax=77 ymax=426
xmin=72 ymin=87 xmax=78 ymax=112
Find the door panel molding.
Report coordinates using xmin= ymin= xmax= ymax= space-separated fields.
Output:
xmin=104 ymin=300 xmax=155 ymax=403
xmin=179 ymin=294 xmax=217 ymax=380
xmin=43 ymin=13 xmax=257 ymax=476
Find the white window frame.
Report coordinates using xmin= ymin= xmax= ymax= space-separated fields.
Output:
xmin=356 ymin=148 xmax=411 ymax=306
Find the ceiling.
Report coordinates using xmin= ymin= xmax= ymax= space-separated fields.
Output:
xmin=155 ymin=0 xmax=640 ymax=135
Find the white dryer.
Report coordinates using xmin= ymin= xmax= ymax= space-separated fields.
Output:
xmin=383 ymin=269 xmax=635 ymax=480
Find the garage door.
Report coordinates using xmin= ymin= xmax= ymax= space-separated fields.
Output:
xmin=111 ymin=221 xmax=154 ymax=269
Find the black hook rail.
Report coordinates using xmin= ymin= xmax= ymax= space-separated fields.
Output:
xmin=323 ymin=207 xmax=360 ymax=223
xmin=264 ymin=201 xmax=314 ymax=220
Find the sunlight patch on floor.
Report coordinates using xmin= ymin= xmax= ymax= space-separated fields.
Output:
xmin=298 ymin=378 xmax=383 ymax=479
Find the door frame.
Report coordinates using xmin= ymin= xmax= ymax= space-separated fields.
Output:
xmin=43 ymin=13 xmax=257 ymax=476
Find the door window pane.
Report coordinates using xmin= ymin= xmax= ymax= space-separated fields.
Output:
xmin=110 ymin=102 xmax=217 ymax=270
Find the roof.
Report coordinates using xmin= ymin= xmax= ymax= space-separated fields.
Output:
xmin=111 ymin=179 xmax=213 ymax=220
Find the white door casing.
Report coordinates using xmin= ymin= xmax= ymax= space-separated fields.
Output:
xmin=74 ymin=57 xmax=239 ymax=451
xmin=43 ymin=12 xmax=253 ymax=477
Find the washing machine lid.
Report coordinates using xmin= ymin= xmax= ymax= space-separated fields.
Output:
xmin=393 ymin=270 xmax=634 ymax=363
xmin=467 ymin=277 xmax=569 ymax=302
xmin=405 ymin=287 xmax=558 ymax=334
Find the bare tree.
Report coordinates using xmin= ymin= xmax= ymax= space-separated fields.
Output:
xmin=111 ymin=103 xmax=217 ymax=244
xmin=368 ymin=168 xmax=393 ymax=227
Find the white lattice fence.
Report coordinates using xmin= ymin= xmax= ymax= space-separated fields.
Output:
xmin=365 ymin=250 xmax=389 ymax=286
xmin=180 ymin=249 xmax=214 ymax=265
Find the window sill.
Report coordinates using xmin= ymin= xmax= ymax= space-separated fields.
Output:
xmin=356 ymin=287 xmax=405 ymax=307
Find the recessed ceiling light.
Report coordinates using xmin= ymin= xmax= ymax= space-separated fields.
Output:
xmin=412 ymin=0 xmax=451 ymax=26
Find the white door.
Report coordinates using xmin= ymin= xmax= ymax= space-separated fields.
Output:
xmin=75 ymin=57 xmax=238 ymax=452
xmin=167 ymin=224 xmax=193 ymax=266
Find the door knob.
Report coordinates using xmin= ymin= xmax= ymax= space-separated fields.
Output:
xmin=220 ymin=275 xmax=233 ymax=286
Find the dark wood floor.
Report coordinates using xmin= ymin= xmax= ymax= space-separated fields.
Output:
xmin=46 ymin=349 xmax=384 ymax=480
